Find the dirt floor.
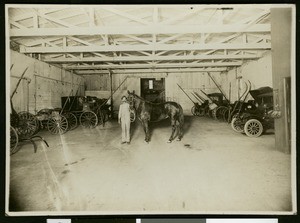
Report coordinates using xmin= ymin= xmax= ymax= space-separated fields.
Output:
xmin=8 ymin=116 xmax=292 ymax=214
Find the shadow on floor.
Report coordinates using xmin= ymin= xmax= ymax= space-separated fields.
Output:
xmin=130 ymin=115 xmax=194 ymax=142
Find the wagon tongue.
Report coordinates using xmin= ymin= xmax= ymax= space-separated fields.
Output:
xmin=249 ymin=86 xmax=273 ymax=101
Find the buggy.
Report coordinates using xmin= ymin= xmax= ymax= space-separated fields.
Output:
xmin=230 ymin=86 xmax=275 ymax=137
xmin=61 ymin=96 xmax=110 ymax=128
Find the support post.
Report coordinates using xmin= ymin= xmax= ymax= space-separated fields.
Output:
xmin=109 ymin=70 xmax=114 ymax=118
xmin=271 ymin=8 xmax=292 ymax=153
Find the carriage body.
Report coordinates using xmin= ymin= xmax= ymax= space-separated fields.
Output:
xmin=206 ymin=93 xmax=229 ymax=120
xmin=231 ymin=87 xmax=275 ymax=137
xmin=61 ymin=96 xmax=109 ymax=128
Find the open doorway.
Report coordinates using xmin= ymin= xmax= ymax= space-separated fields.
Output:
xmin=140 ymin=78 xmax=165 ymax=103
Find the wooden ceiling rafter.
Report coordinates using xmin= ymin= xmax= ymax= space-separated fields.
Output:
xmin=8 ymin=5 xmax=271 ymax=73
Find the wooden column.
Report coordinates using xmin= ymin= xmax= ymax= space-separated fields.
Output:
xmin=109 ymin=70 xmax=114 ymax=118
xmin=271 ymin=8 xmax=293 ymax=153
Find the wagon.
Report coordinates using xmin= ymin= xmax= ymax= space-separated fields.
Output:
xmin=10 ymin=102 xmax=48 ymax=155
xmin=205 ymin=92 xmax=229 ymax=120
xmin=230 ymin=87 xmax=275 ymax=137
xmin=61 ymin=96 xmax=110 ymax=128
xmin=35 ymin=108 xmax=76 ymax=135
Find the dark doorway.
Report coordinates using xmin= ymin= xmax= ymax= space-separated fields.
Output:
xmin=140 ymin=78 xmax=165 ymax=103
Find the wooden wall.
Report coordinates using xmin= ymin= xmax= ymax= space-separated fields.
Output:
xmin=83 ymin=72 xmax=222 ymax=114
xmin=226 ymin=51 xmax=273 ymax=102
xmin=9 ymin=50 xmax=85 ymax=114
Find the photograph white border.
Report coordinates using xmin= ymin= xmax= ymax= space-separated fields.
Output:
xmin=5 ymin=3 xmax=297 ymax=216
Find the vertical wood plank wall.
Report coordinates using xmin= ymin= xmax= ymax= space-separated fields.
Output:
xmin=84 ymin=72 xmax=223 ymax=114
xmin=271 ymin=8 xmax=293 ymax=153
xmin=9 ymin=50 xmax=85 ymax=114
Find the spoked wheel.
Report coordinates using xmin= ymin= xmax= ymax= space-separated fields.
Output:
xmin=10 ymin=126 xmax=19 ymax=155
xmin=17 ymin=111 xmax=39 ymax=138
xmin=231 ymin=117 xmax=244 ymax=133
xmin=215 ymin=106 xmax=226 ymax=121
xmin=244 ymin=119 xmax=263 ymax=137
xmin=204 ymin=106 xmax=210 ymax=117
xmin=64 ymin=112 xmax=78 ymax=130
xmin=191 ymin=106 xmax=198 ymax=116
xmin=47 ymin=115 xmax=69 ymax=134
xmin=222 ymin=108 xmax=230 ymax=122
xmin=80 ymin=111 xmax=98 ymax=128
xmin=191 ymin=105 xmax=203 ymax=116
xmin=211 ymin=108 xmax=218 ymax=120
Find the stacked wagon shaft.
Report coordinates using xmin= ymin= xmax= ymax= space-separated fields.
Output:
xmin=178 ymin=78 xmax=279 ymax=138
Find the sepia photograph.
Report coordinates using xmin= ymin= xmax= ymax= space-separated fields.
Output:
xmin=5 ymin=4 xmax=296 ymax=215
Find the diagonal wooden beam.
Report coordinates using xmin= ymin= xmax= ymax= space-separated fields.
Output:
xmin=9 ymin=20 xmax=28 ymax=29
xmin=68 ymin=36 xmax=98 ymax=46
xmin=37 ymin=12 xmax=77 ymax=28
xmin=158 ymin=33 xmax=186 ymax=44
xmin=124 ymin=34 xmax=152 ymax=45
xmin=236 ymin=9 xmax=270 ymax=25
xmin=43 ymin=39 xmax=60 ymax=47
xmin=102 ymin=7 xmax=151 ymax=25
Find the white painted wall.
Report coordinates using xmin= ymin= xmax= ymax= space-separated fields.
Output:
xmin=9 ymin=50 xmax=85 ymax=114
xmin=165 ymin=72 xmax=223 ymax=114
xmin=226 ymin=51 xmax=273 ymax=102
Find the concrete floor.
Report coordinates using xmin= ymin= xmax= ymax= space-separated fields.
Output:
xmin=8 ymin=116 xmax=292 ymax=214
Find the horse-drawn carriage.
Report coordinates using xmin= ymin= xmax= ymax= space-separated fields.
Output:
xmin=10 ymin=101 xmax=48 ymax=155
xmin=230 ymin=86 xmax=278 ymax=137
xmin=10 ymin=95 xmax=110 ymax=154
xmin=35 ymin=96 xmax=110 ymax=133
xmin=64 ymin=96 xmax=109 ymax=128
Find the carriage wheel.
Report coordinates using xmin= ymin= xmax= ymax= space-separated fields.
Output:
xmin=191 ymin=106 xmax=197 ymax=116
xmin=17 ymin=111 xmax=39 ymax=138
xmin=216 ymin=106 xmax=226 ymax=121
xmin=10 ymin=126 xmax=19 ymax=155
xmin=223 ymin=108 xmax=230 ymax=123
xmin=191 ymin=106 xmax=201 ymax=116
xmin=80 ymin=111 xmax=98 ymax=128
xmin=64 ymin=112 xmax=78 ymax=130
xmin=244 ymin=119 xmax=263 ymax=137
xmin=47 ymin=115 xmax=68 ymax=134
xmin=231 ymin=117 xmax=244 ymax=133
xmin=211 ymin=108 xmax=218 ymax=120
